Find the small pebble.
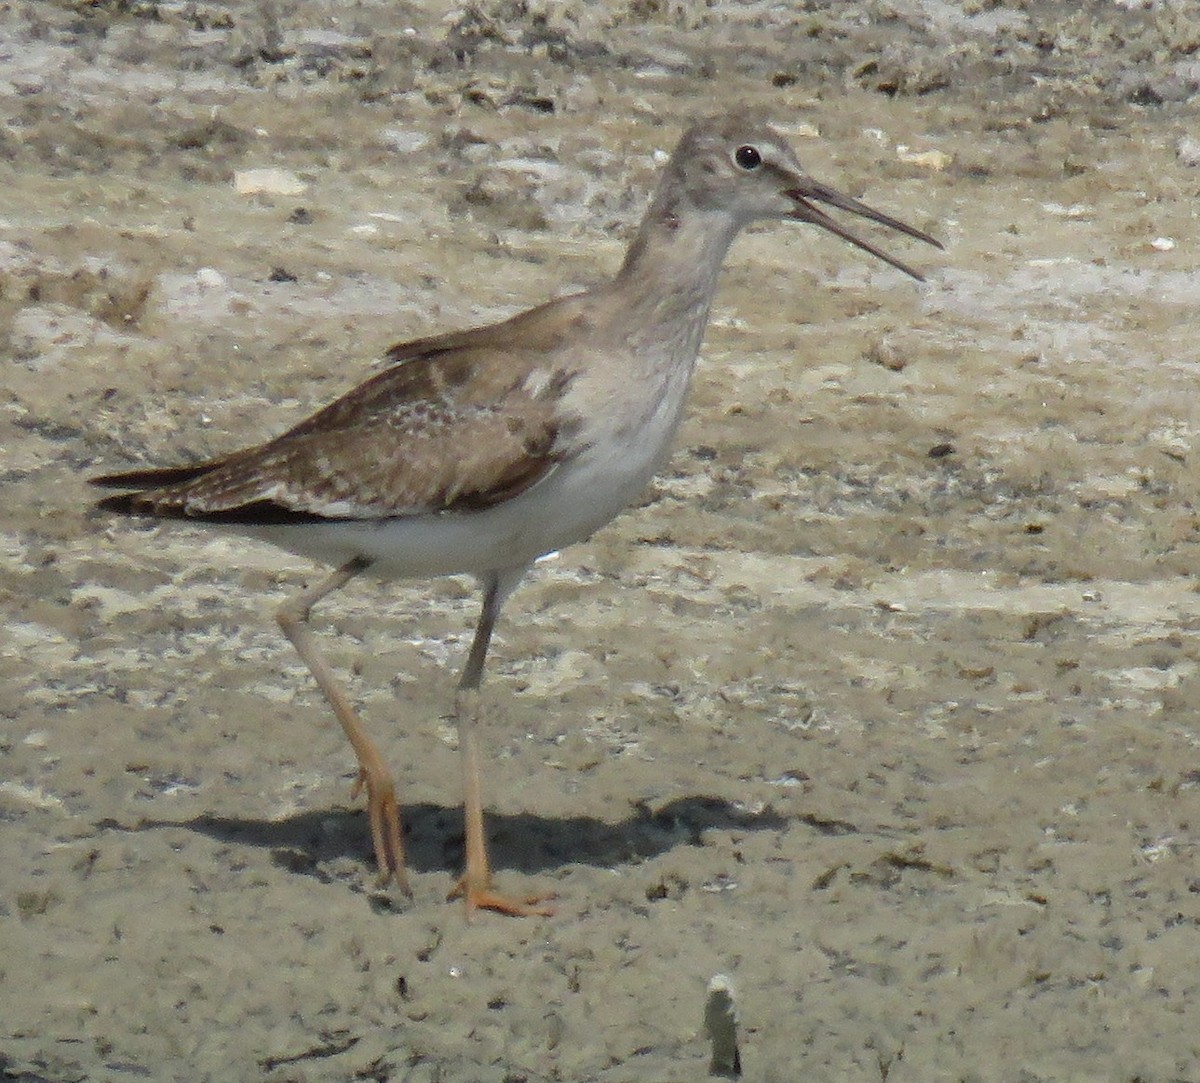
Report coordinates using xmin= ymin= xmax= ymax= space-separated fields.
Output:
xmin=234 ymin=168 xmax=307 ymax=196
xmin=897 ymin=145 xmax=951 ymax=171
xmin=1176 ymin=135 xmax=1200 ymax=166
xmin=380 ymin=127 xmax=432 ymax=154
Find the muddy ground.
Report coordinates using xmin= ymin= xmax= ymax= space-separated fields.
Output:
xmin=3 ymin=1 xmax=1200 ymax=1080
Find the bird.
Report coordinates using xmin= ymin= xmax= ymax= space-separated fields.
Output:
xmin=90 ymin=111 xmax=941 ymax=916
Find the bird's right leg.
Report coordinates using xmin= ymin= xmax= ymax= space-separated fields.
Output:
xmin=276 ymin=555 xmax=410 ymax=895
xmin=449 ymin=568 xmax=555 ymax=918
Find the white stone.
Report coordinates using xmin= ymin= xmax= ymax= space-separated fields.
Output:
xmin=234 ymin=167 xmax=307 ymax=196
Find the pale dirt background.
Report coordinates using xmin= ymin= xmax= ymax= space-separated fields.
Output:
xmin=3 ymin=2 xmax=1200 ymax=1080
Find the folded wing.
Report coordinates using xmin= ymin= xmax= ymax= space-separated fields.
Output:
xmin=92 ymin=298 xmax=588 ymax=525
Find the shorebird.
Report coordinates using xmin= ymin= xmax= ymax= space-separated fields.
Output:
xmin=91 ymin=112 xmax=940 ymax=916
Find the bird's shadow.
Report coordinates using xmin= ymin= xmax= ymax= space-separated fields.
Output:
xmin=106 ymin=796 xmax=805 ymax=890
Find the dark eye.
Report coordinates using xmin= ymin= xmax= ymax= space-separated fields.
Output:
xmin=733 ymin=145 xmax=762 ymax=170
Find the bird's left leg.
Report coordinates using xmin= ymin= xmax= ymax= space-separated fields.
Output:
xmin=276 ymin=556 xmax=409 ymax=893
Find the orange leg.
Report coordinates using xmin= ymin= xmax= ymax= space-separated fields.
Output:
xmin=277 ymin=558 xmax=410 ymax=895
xmin=447 ymin=571 xmax=554 ymax=918
xmin=447 ymin=689 xmax=555 ymax=918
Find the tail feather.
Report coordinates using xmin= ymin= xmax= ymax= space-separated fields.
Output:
xmin=91 ymin=468 xmax=333 ymax=526
xmin=89 ymin=462 xmax=217 ymax=490
xmin=94 ymin=490 xmax=328 ymax=524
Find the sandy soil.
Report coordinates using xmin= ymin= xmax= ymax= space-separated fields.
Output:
xmin=3 ymin=1 xmax=1200 ymax=1080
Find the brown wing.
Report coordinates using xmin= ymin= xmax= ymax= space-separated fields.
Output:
xmin=92 ymin=296 xmax=591 ymax=524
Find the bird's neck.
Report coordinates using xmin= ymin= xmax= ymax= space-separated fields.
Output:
xmin=610 ymin=193 xmax=742 ymax=362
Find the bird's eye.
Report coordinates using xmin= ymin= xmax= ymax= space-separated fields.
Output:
xmin=733 ymin=145 xmax=762 ymax=170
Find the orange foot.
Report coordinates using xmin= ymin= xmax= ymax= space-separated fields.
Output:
xmin=449 ymin=876 xmax=557 ymax=918
xmin=350 ymin=767 xmax=411 ymax=896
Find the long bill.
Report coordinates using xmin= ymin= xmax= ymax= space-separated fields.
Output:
xmin=786 ymin=178 xmax=943 ymax=282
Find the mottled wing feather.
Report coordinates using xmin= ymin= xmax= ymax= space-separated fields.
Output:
xmin=155 ymin=396 xmax=560 ymax=519
xmin=92 ymin=297 xmax=590 ymax=523
xmin=273 ymin=295 xmax=590 ymax=444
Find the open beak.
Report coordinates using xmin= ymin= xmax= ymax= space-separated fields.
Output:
xmin=785 ymin=177 xmax=942 ymax=281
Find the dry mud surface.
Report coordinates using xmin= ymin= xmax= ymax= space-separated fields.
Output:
xmin=4 ymin=2 xmax=1200 ymax=1080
